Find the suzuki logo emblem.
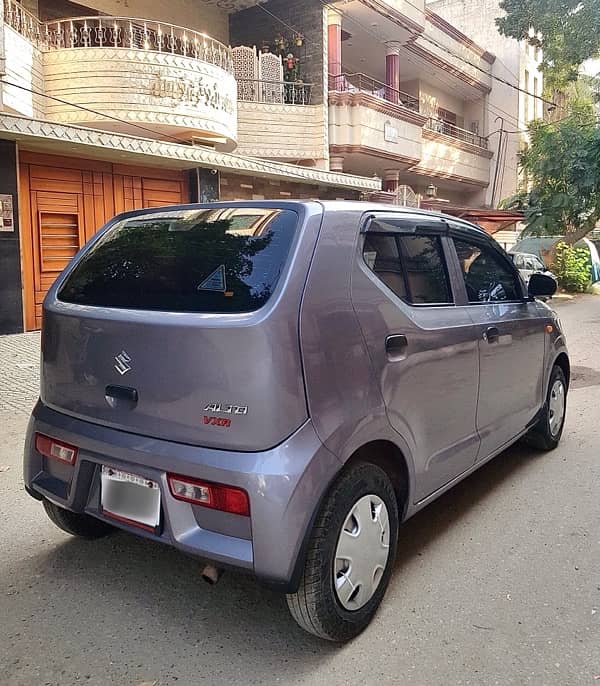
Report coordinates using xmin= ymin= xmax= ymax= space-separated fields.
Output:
xmin=114 ymin=350 xmax=132 ymax=376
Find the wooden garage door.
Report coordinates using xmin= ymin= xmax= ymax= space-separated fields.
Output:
xmin=19 ymin=154 xmax=190 ymax=330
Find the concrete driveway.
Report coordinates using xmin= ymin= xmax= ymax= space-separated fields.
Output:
xmin=0 ymin=297 xmax=598 ymax=686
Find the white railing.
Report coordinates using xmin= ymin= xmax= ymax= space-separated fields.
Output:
xmin=237 ymin=79 xmax=313 ymax=105
xmin=2 ymin=2 xmax=233 ymax=73
xmin=3 ymin=0 xmax=43 ymax=44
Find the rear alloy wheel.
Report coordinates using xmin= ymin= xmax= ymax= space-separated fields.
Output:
xmin=286 ymin=463 xmax=399 ymax=641
xmin=43 ymin=499 xmax=115 ymax=539
xmin=523 ymin=364 xmax=567 ymax=450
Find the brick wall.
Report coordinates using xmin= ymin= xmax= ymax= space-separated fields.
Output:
xmin=229 ymin=0 xmax=325 ymax=105
xmin=220 ymin=173 xmax=360 ymax=201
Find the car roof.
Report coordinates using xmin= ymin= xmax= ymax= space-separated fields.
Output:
xmin=113 ymin=200 xmax=490 ymax=239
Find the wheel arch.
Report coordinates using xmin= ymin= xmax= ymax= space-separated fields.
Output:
xmin=553 ymin=352 xmax=570 ymax=389
xmin=343 ymin=439 xmax=411 ymax=522
xmin=278 ymin=437 xmax=412 ymax=595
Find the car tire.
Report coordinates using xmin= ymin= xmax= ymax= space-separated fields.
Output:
xmin=43 ymin=499 xmax=115 ymax=539
xmin=523 ymin=365 xmax=567 ymax=451
xmin=286 ymin=462 xmax=399 ymax=642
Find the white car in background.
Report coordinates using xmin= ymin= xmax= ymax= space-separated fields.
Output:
xmin=510 ymin=251 xmax=557 ymax=288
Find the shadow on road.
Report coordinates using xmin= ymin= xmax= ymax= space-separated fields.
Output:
xmin=7 ymin=441 xmax=539 ymax=682
xmin=394 ymin=441 xmax=535 ymax=570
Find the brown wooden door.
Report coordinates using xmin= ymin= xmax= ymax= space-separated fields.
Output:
xmin=30 ymin=192 xmax=85 ymax=329
xmin=19 ymin=155 xmax=190 ymax=330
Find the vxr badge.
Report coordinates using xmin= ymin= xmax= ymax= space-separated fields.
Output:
xmin=114 ymin=350 xmax=132 ymax=375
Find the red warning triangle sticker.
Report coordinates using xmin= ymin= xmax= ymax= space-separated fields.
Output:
xmin=198 ymin=264 xmax=226 ymax=292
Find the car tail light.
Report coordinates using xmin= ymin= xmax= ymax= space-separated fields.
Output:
xmin=167 ymin=474 xmax=250 ymax=517
xmin=35 ymin=433 xmax=78 ymax=465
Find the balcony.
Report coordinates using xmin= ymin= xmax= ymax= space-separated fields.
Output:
xmin=328 ymin=71 xmax=426 ymax=170
xmin=328 ymin=70 xmax=492 ymax=187
xmin=329 ymin=72 xmax=420 ymax=111
xmin=415 ymin=118 xmax=493 ymax=188
xmin=2 ymin=4 xmax=238 ymax=149
xmin=424 ymin=117 xmax=488 ymax=150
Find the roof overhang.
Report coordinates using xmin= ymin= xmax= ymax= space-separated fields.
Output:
xmin=420 ymin=200 xmax=524 ymax=233
xmin=0 ymin=113 xmax=380 ymax=192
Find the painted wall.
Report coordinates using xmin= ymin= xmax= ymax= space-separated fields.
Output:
xmin=416 ymin=134 xmax=490 ymax=186
xmin=328 ymin=100 xmax=423 ymax=164
xmin=427 ymin=0 xmax=542 ymax=206
xmin=1 ymin=25 xmax=45 ymax=118
xmin=419 ymin=80 xmax=466 ymax=120
xmin=236 ymin=101 xmax=327 ymax=163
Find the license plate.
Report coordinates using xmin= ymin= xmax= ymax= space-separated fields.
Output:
xmin=100 ymin=466 xmax=161 ymax=530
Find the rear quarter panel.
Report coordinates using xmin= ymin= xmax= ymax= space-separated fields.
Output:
xmin=299 ymin=209 xmax=416 ymax=487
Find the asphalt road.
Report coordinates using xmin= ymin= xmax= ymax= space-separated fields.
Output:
xmin=0 ymin=296 xmax=598 ymax=686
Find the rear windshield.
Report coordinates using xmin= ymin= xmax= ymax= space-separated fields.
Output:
xmin=58 ymin=207 xmax=298 ymax=313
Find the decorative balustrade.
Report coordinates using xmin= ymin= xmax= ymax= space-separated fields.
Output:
xmin=3 ymin=0 xmax=42 ymax=44
xmin=237 ymin=78 xmax=313 ymax=105
xmin=329 ymin=71 xmax=420 ymax=112
xmin=425 ymin=116 xmax=488 ymax=149
xmin=2 ymin=2 xmax=233 ymax=73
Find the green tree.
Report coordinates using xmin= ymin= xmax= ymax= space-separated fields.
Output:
xmin=502 ymin=102 xmax=600 ymax=244
xmin=496 ymin=0 xmax=600 ymax=92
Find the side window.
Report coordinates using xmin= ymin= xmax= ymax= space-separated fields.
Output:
xmin=453 ymin=238 xmax=522 ymax=303
xmin=363 ymin=233 xmax=407 ymax=300
xmin=363 ymin=233 xmax=452 ymax=305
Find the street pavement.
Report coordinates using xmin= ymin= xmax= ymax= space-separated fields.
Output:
xmin=0 ymin=297 xmax=598 ymax=686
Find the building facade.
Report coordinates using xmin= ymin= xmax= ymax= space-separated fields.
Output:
xmin=0 ymin=0 xmax=537 ymax=333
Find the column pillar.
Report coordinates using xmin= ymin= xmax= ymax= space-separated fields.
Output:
xmin=329 ymin=156 xmax=344 ymax=173
xmin=0 ymin=141 xmax=24 ymax=333
xmin=327 ymin=9 xmax=343 ymax=91
xmin=385 ymin=43 xmax=400 ymax=104
xmin=383 ymin=169 xmax=400 ymax=194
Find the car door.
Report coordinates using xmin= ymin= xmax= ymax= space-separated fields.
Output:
xmin=351 ymin=214 xmax=480 ymax=502
xmin=449 ymin=230 xmax=546 ymax=459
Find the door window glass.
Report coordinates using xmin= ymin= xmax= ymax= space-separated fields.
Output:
xmin=363 ymin=233 xmax=452 ymax=305
xmin=363 ymin=234 xmax=407 ymax=300
xmin=453 ymin=238 xmax=522 ymax=303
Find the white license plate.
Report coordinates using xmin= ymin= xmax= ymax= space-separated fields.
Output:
xmin=100 ymin=466 xmax=161 ymax=529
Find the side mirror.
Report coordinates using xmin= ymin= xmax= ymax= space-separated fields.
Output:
xmin=528 ymin=272 xmax=557 ymax=298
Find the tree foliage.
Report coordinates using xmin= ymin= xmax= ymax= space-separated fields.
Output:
xmin=552 ymin=241 xmax=591 ymax=291
xmin=497 ymin=0 xmax=600 ymax=91
xmin=502 ymin=102 xmax=600 ymax=243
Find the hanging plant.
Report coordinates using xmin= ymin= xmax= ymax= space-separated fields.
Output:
xmin=274 ymin=33 xmax=288 ymax=54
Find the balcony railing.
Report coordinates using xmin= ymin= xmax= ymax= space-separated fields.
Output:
xmin=237 ymin=78 xmax=313 ymax=105
xmin=2 ymin=2 xmax=233 ymax=73
xmin=425 ymin=117 xmax=488 ymax=149
xmin=329 ymin=71 xmax=420 ymax=112
xmin=3 ymin=0 xmax=43 ymax=44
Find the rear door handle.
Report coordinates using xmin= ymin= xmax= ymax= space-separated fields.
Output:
xmin=105 ymin=385 xmax=138 ymax=409
xmin=385 ymin=334 xmax=408 ymax=361
xmin=482 ymin=326 xmax=499 ymax=343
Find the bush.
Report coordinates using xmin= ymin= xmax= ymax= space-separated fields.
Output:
xmin=553 ymin=241 xmax=591 ymax=292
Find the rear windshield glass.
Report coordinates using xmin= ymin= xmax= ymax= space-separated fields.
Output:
xmin=58 ymin=207 xmax=298 ymax=313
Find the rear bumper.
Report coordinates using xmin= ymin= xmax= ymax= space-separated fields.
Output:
xmin=24 ymin=402 xmax=341 ymax=590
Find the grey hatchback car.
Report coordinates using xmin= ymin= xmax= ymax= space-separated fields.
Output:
xmin=24 ymin=201 xmax=569 ymax=641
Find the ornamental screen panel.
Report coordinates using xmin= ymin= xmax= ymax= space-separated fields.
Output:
xmin=232 ymin=45 xmax=258 ymax=102
xmin=258 ymin=52 xmax=283 ymax=104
